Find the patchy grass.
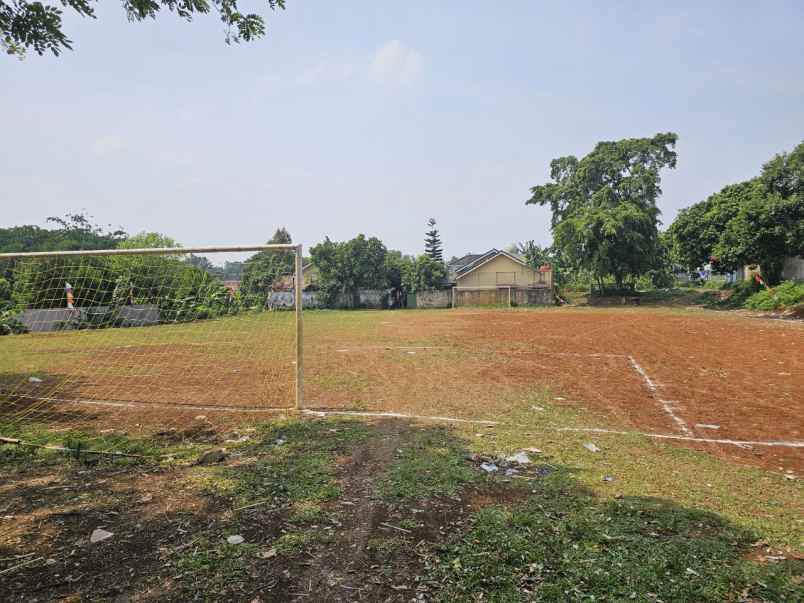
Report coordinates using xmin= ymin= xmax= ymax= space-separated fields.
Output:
xmin=0 ymin=421 xmax=199 ymax=471
xmin=377 ymin=425 xmax=479 ymax=501
xmin=425 ymin=466 xmax=803 ymax=602
xmin=175 ymin=539 xmax=261 ymax=592
xmin=191 ymin=418 xmax=371 ymax=509
xmin=451 ymin=397 xmax=804 ymax=550
xmin=272 ymin=530 xmax=333 ymax=555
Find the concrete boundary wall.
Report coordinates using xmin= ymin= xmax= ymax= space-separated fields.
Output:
xmin=454 ymin=287 xmax=553 ymax=307
xmin=19 ymin=304 xmax=160 ymax=332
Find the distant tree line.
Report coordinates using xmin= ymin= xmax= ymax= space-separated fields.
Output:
xmin=526 ymin=135 xmax=802 ymax=291
xmin=666 ymin=141 xmax=803 ymax=285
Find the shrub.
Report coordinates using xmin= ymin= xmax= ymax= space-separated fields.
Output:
xmin=0 ymin=309 xmax=27 ymax=335
xmin=744 ymin=281 xmax=804 ymax=311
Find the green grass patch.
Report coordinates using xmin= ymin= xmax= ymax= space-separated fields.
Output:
xmin=745 ymin=280 xmax=804 ymax=310
xmin=175 ymin=539 xmax=260 ymax=591
xmin=426 ymin=468 xmax=803 ymax=602
xmin=377 ymin=426 xmax=478 ymax=501
xmin=272 ymin=530 xmax=333 ymax=555
xmin=195 ymin=418 xmax=371 ymax=509
xmin=0 ymin=421 xmax=199 ymax=470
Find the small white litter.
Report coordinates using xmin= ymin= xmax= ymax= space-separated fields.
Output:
xmin=275 ymin=437 xmax=286 ymax=446
xmin=530 ymin=405 xmax=545 ymax=411
xmin=523 ymin=447 xmax=542 ymax=454
xmin=583 ymin=443 xmax=601 ymax=453
xmin=695 ymin=424 xmax=720 ymax=430
xmin=227 ymin=535 xmax=245 ymax=545
xmin=506 ymin=452 xmax=532 ymax=465
xmin=90 ymin=528 xmax=114 ymax=544
xmin=28 ymin=376 xmax=43 ymax=384
xmin=480 ymin=462 xmax=499 ymax=473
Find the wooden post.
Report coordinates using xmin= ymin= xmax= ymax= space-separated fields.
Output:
xmin=508 ymin=286 xmax=512 ymax=308
xmin=294 ymin=245 xmax=304 ymax=411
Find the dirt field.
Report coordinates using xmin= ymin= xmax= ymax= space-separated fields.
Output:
xmin=2 ymin=307 xmax=803 ymax=601
xmin=1 ymin=307 xmax=803 ymax=473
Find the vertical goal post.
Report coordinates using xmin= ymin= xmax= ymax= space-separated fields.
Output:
xmin=0 ymin=243 xmax=304 ymax=448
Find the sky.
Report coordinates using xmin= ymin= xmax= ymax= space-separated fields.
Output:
xmin=2 ymin=1 xmax=803 ymax=260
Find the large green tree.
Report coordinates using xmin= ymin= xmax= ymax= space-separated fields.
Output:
xmin=527 ymin=133 xmax=678 ymax=290
xmin=2 ymin=0 xmax=286 ymax=57
xmin=402 ymin=254 xmax=447 ymax=293
xmin=240 ymin=227 xmax=294 ymax=295
xmin=309 ymin=235 xmax=388 ymax=306
xmin=667 ymin=141 xmax=804 ymax=284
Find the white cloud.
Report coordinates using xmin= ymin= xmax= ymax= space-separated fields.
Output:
xmin=90 ymin=135 xmax=124 ymax=156
xmin=370 ymin=40 xmax=423 ymax=85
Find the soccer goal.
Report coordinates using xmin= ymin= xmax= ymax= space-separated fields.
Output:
xmin=0 ymin=244 xmax=304 ymax=454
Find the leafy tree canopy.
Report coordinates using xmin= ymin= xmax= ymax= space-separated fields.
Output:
xmin=0 ymin=212 xmax=125 ymax=254
xmin=667 ymin=141 xmax=803 ymax=284
xmin=2 ymin=0 xmax=286 ymax=57
xmin=240 ymin=227 xmax=294 ymax=294
xmin=402 ymin=254 xmax=447 ymax=293
xmin=527 ymin=133 xmax=678 ymax=290
xmin=118 ymin=231 xmax=179 ymax=249
xmin=310 ymin=235 xmax=388 ymax=304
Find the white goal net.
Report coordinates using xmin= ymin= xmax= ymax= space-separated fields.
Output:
xmin=0 ymin=244 xmax=303 ymax=456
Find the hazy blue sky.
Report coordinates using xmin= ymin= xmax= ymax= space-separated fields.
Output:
xmin=3 ymin=1 xmax=803 ymax=259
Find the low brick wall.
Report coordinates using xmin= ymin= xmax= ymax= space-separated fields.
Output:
xmin=414 ymin=289 xmax=452 ymax=308
xmin=267 ymin=289 xmax=388 ymax=309
xmin=454 ymin=287 xmax=553 ymax=307
xmin=18 ymin=304 xmax=160 ymax=332
xmin=267 ymin=291 xmax=326 ymax=309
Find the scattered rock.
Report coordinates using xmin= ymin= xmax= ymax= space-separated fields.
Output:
xmin=275 ymin=437 xmax=287 ymax=447
xmin=195 ymin=448 xmax=228 ymax=465
xmin=583 ymin=443 xmax=601 ymax=453
xmin=783 ymin=474 xmax=796 ymax=481
xmin=90 ymin=528 xmax=113 ymax=544
xmin=480 ymin=462 xmax=499 ymax=473
xmin=227 ymin=535 xmax=244 ymax=545
xmin=523 ymin=447 xmax=542 ymax=454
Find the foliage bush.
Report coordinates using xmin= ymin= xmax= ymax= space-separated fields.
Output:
xmin=744 ymin=281 xmax=804 ymax=311
xmin=0 ymin=309 xmax=27 ymax=335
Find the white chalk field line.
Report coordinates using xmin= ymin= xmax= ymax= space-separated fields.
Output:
xmin=627 ymin=355 xmax=693 ymax=436
xmin=2 ymin=394 xmax=803 ymax=448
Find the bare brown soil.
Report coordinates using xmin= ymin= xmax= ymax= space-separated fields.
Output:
xmin=3 ymin=308 xmax=802 ymax=473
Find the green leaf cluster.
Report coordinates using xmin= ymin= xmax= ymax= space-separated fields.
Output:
xmin=527 ymin=133 xmax=678 ymax=290
xmin=668 ymin=141 xmax=804 ymax=284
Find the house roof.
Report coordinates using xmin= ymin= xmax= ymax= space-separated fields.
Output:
xmin=449 ymin=249 xmax=499 ymax=275
xmin=454 ymin=249 xmax=533 ymax=281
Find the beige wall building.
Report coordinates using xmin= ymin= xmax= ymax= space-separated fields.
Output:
xmin=447 ymin=249 xmax=554 ymax=306
xmin=454 ymin=252 xmax=551 ymax=289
